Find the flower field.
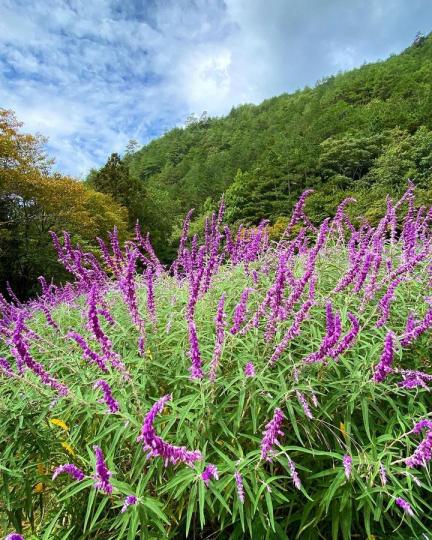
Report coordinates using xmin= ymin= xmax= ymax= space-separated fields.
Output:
xmin=1 ymin=185 xmax=432 ymax=539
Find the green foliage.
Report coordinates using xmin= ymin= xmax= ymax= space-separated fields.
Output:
xmin=87 ymin=153 xmax=142 ymax=227
xmin=1 ymin=247 xmax=431 ymax=538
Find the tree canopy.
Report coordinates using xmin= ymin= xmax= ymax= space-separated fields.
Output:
xmin=0 ymin=109 xmax=128 ymax=299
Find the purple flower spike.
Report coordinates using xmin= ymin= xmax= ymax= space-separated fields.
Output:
xmin=372 ymin=332 xmax=395 ymax=383
xmin=343 ymin=454 xmax=352 ymax=479
xmin=201 ymin=464 xmax=219 ymax=487
xmin=329 ymin=313 xmax=360 ymax=359
xmin=137 ymin=395 xmax=202 ymax=467
xmin=395 ymin=497 xmax=414 ymax=516
xmin=234 ymin=471 xmax=245 ymax=503
xmin=296 ymin=391 xmax=313 ymax=419
xmin=5 ymin=534 xmax=25 ymax=540
xmin=121 ymin=495 xmax=138 ymax=513
xmin=231 ymin=288 xmax=253 ymax=334
xmin=209 ymin=294 xmax=226 ymax=382
xmin=261 ymin=407 xmax=284 ymax=461
xmin=405 ymin=430 xmax=432 ymax=468
xmin=93 ymin=446 xmax=113 ymax=495
xmin=288 ymin=458 xmax=301 ymax=489
xmin=244 ymin=362 xmax=255 ymax=378
xmin=188 ymin=320 xmax=203 ymax=380
xmin=68 ymin=332 xmax=108 ymax=373
xmin=0 ymin=357 xmax=14 ymax=377
xmin=52 ymin=463 xmax=85 ymax=481
xmin=379 ymin=464 xmax=387 ymax=486
xmin=412 ymin=419 xmax=432 ymax=434
xmin=11 ymin=314 xmax=68 ymax=396
xmin=94 ymin=379 xmax=120 ymax=413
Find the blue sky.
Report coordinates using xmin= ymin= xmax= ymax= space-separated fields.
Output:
xmin=1 ymin=0 xmax=432 ymax=177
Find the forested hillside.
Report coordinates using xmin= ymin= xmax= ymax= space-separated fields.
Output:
xmin=89 ymin=32 xmax=432 ymax=259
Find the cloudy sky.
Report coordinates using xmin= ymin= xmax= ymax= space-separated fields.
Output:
xmin=1 ymin=0 xmax=431 ymax=177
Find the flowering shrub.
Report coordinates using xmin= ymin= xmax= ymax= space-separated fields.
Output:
xmin=1 ymin=184 xmax=431 ymax=539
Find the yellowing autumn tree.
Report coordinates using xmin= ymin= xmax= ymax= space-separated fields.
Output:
xmin=0 ymin=109 xmax=128 ymax=298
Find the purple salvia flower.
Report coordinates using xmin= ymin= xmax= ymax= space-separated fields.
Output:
xmin=386 ymin=245 xmax=430 ymax=284
xmin=188 ymin=319 xmax=203 ymax=380
xmin=87 ymin=284 xmax=115 ymax=360
xmin=146 ymin=267 xmax=156 ymax=325
xmin=119 ymin=249 xmax=143 ymax=329
xmin=308 ymin=272 xmax=317 ymax=301
xmin=398 ymin=369 xmax=432 ymax=389
xmin=361 ymin=250 xmax=382 ymax=306
xmin=5 ymin=534 xmax=25 ymax=540
xmin=11 ymin=315 xmax=68 ymax=396
xmin=0 ymin=357 xmax=14 ymax=377
xmin=332 ymin=197 xmax=356 ymax=241
xmin=108 ymin=226 xmax=124 ymax=268
xmin=94 ymin=379 xmax=120 ymax=414
xmin=52 ymin=463 xmax=85 ymax=481
xmin=234 ymin=471 xmax=245 ymax=503
xmin=329 ymin=312 xmax=360 ymax=359
xmin=137 ymin=394 xmax=202 ymax=466
xmin=201 ymin=464 xmax=219 ymax=487
xmin=296 ymin=391 xmax=313 ymax=419
xmin=68 ymin=332 xmax=108 ymax=373
xmin=353 ymin=251 xmax=374 ymax=293
xmin=269 ymin=300 xmax=314 ymax=365
xmin=93 ymin=445 xmax=113 ymax=495
xmin=405 ymin=430 xmax=432 ymax=468
xmin=121 ymin=495 xmax=138 ymax=512
xmin=138 ymin=334 xmax=145 ymax=357
xmin=186 ymin=246 xmax=206 ymax=321
xmin=173 ymin=208 xmax=194 ymax=277
xmin=40 ymin=305 xmax=59 ymax=331
xmin=404 ymin=311 xmax=417 ymax=336
xmin=134 ymin=226 xmax=164 ymax=275
xmin=264 ymin=250 xmax=290 ymax=341
xmin=230 ymin=287 xmax=253 ymax=334
xmin=400 ymin=307 xmax=432 ymax=347
xmin=343 ymin=454 xmax=352 ymax=479
xmin=386 ymin=196 xmax=397 ymax=245
xmin=6 ymin=281 xmax=22 ymax=306
xmin=261 ymin=407 xmax=284 ymax=461
xmin=288 ymin=458 xmax=301 ymax=489
xmin=395 ymin=497 xmax=414 ymax=516
xmin=305 ymin=302 xmax=342 ymax=363
xmin=244 ymin=362 xmax=255 ymax=378
xmin=97 ymin=308 xmax=115 ymax=326
xmin=283 ymin=189 xmax=315 ymax=237
xmin=372 ymin=332 xmax=395 ymax=383
xmin=412 ymin=419 xmax=432 ymax=434
xmin=379 ymin=464 xmax=387 ymax=486
xmin=97 ymin=236 xmax=120 ymax=276
xmin=209 ymin=294 xmax=226 ymax=382
xmin=376 ymin=278 xmax=404 ymax=328
xmin=385 ymin=257 xmax=393 ymax=273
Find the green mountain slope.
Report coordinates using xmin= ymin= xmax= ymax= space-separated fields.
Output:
xmin=95 ymin=33 xmax=432 ymax=257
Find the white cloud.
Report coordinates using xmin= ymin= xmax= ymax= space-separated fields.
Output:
xmin=1 ymin=0 xmax=431 ymax=176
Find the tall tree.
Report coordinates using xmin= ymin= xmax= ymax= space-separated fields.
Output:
xmin=88 ymin=152 xmax=142 ymax=226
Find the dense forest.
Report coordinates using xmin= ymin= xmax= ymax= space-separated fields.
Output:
xmin=1 ymin=32 xmax=432 ymax=298
xmin=87 ymin=32 xmax=432 ymax=259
